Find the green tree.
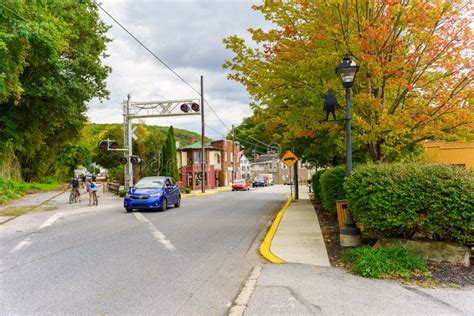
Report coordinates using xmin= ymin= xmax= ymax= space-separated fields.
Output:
xmin=223 ymin=1 xmax=473 ymax=164
xmin=159 ymin=126 xmax=179 ymax=180
xmin=0 ymin=1 xmax=110 ymax=181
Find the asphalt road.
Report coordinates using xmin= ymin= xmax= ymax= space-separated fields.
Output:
xmin=0 ymin=185 xmax=289 ymax=315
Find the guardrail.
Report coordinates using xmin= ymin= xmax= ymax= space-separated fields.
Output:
xmin=107 ymin=182 xmax=121 ymax=194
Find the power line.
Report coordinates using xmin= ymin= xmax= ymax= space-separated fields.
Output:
xmin=94 ymin=1 xmax=275 ymax=149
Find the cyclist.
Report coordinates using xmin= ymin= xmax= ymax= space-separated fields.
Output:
xmin=87 ymin=179 xmax=98 ymax=206
xmin=69 ymin=176 xmax=81 ymax=203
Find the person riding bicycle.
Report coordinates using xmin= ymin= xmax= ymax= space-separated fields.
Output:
xmin=87 ymin=179 xmax=98 ymax=206
xmin=70 ymin=176 xmax=81 ymax=202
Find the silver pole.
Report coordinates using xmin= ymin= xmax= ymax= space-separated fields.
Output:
xmin=127 ymin=94 xmax=134 ymax=187
xmin=201 ymin=75 xmax=205 ymax=193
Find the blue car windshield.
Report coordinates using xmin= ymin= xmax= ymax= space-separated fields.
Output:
xmin=134 ymin=178 xmax=164 ymax=189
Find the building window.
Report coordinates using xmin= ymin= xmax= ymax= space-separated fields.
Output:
xmin=215 ymin=153 xmax=220 ymax=164
xmin=188 ymin=173 xmax=193 ymax=186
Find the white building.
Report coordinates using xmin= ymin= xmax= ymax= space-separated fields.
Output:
xmin=239 ymin=152 xmax=251 ymax=180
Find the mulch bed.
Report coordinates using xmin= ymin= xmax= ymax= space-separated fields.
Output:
xmin=311 ymin=199 xmax=474 ymax=287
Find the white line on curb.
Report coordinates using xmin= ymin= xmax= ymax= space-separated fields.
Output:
xmin=10 ymin=237 xmax=32 ymax=253
xmin=134 ymin=212 xmax=176 ymax=251
xmin=228 ymin=266 xmax=262 ymax=316
xmin=38 ymin=212 xmax=63 ymax=230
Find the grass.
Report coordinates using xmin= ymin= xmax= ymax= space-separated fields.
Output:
xmin=342 ymin=245 xmax=427 ymax=279
xmin=0 ymin=178 xmax=61 ymax=205
xmin=0 ymin=204 xmax=57 ymax=217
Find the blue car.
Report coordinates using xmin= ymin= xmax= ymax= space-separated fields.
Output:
xmin=124 ymin=176 xmax=181 ymax=213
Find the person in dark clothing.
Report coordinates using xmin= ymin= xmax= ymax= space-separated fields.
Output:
xmin=320 ymin=89 xmax=339 ymax=121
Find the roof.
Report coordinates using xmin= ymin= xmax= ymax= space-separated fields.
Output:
xmin=177 ymin=142 xmax=221 ymax=151
xmin=253 ymin=154 xmax=278 ymax=163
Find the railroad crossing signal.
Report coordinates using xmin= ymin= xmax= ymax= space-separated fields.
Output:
xmin=98 ymin=139 xmax=119 ymax=150
xmin=280 ymin=150 xmax=298 ymax=168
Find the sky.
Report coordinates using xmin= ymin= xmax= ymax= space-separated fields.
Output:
xmin=87 ymin=0 xmax=270 ymax=140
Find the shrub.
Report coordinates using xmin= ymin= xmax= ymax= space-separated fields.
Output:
xmin=343 ymin=246 xmax=426 ymax=278
xmin=118 ymin=189 xmax=128 ymax=197
xmin=319 ymin=165 xmax=347 ymax=214
xmin=311 ymin=169 xmax=326 ymax=201
xmin=344 ymin=164 xmax=474 ymax=244
xmin=180 ymin=187 xmax=191 ymax=194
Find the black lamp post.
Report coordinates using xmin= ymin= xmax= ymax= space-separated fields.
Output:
xmin=335 ymin=55 xmax=361 ymax=247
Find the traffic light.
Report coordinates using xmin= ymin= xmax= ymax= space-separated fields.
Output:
xmin=98 ymin=140 xmax=119 ymax=150
xmin=119 ymin=156 xmax=128 ymax=165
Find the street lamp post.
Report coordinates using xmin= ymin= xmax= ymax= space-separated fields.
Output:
xmin=335 ymin=55 xmax=361 ymax=247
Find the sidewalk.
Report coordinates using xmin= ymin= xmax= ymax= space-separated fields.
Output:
xmin=240 ymin=186 xmax=474 ymax=315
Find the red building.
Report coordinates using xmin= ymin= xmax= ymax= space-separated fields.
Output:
xmin=177 ymin=140 xmax=241 ymax=190
xmin=210 ymin=139 xmax=241 ymax=186
xmin=177 ymin=142 xmax=223 ymax=190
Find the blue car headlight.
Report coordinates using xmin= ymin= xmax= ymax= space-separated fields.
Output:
xmin=150 ymin=192 xmax=163 ymax=198
xmin=125 ymin=193 xmax=131 ymax=198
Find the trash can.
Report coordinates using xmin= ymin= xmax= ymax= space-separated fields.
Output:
xmin=335 ymin=200 xmax=348 ymax=229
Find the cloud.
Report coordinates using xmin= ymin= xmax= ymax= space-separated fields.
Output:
xmin=87 ymin=0 xmax=270 ymax=140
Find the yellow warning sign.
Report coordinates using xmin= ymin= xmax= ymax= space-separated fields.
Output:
xmin=280 ymin=151 xmax=298 ymax=168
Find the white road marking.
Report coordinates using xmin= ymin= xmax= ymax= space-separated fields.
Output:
xmin=133 ymin=212 xmax=176 ymax=251
xmin=10 ymin=237 xmax=32 ymax=253
xmin=38 ymin=212 xmax=63 ymax=230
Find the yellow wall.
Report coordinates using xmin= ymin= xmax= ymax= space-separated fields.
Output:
xmin=423 ymin=141 xmax=474 ymax=169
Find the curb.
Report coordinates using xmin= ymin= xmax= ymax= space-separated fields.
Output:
xmin=259 ymin=197 xmax=292 ymax=264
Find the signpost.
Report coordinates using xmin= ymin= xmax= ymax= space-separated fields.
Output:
xmin=280 ymin=150 xmax=299 ymax=200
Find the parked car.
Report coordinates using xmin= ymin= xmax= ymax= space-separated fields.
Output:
xmin=253 ymin=175 xmax=267 ymax=187
xmin=260 ymin=173 xmax=274 ymax=185
xmin=123 ymin=176 xmax=180 ymax=212
xmin=232 ymin=179 xmax=250 ymax=191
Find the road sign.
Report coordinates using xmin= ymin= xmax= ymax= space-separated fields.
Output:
xmin=280 ymin=150 xmax=298 ymax=168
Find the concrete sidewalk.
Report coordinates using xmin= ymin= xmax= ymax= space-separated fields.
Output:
xmin=270 ymin=187 xmax=330 ymax=266
xmin=238 ymin=186 xmax=474 ymax=315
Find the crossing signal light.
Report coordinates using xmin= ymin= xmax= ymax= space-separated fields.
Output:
xmin=130 ymin=156 xmax=142 ymax=165
xmin=98 ymin=140 xmax=108 ymax=150
xmin=180 ymin=103 xmax=190 ymax=113
xmin=119 ymin=156 xmax=128 ymax=165
xmin=191 ymin=102 xmax=200 ymax=112
xmin=109 ymin=141 xmax=119 ymax=149
xmin=98 ymin=140 xmax=119 ymax=150
xmin=180 ymin=102 xmax=200 ymax=113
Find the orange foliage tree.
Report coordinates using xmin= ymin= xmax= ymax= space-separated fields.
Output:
xmin=224 ymin=0 xmax=473 ymax=163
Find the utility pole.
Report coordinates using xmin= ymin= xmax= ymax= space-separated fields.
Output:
xmin=127 ymin=94 xmax=133 ymax=187
xmin=201 ymin=75 xmax=205 ymax=193
xmin=232 ymin=124 xmax=235 ymax=182
xmin=123 ymin=94 xmax=132 ymax=189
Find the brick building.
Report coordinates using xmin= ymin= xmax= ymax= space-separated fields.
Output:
xmin=210 ymin=139 xmax=241 ymax=186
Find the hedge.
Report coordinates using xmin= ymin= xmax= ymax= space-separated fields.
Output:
xmin=344 ymin=164 xmax=474 ymax=244
xmin=311 ymin=169 xmax=326 ymax=201
xmin=319 ymin=165 xmax=347 ymax=214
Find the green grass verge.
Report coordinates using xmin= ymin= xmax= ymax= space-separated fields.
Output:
xmin=0 ymin=204 xmax=57 ymax=217
xmin=343 ymin=246 xmax=427 ymax=278
xmin=0 ymin=179 xmax=61 ymax=205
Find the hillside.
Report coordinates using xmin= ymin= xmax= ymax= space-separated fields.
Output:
xmin=80 ymin=123 xmax=212 ymax=150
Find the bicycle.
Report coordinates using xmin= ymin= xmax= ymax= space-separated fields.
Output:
xmin=69 ymin=188 xmax=80 ymax=204
xmin=91 ymin=190 xmax=98 ymax=206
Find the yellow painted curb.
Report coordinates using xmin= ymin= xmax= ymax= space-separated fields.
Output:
xmin=259 ymin=197 xmax=292 ymax=264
